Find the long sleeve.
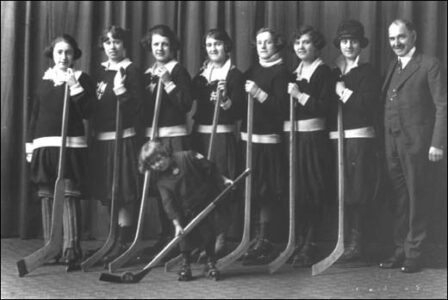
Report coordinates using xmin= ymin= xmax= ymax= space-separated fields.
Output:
xmin=27 ymin=93 xmax=40 ymax=144
xmin=71 ymin=73 xmax=96 ymax=120
xmin=299 ymin=65 xmax=333 ymax=118
xmin=227 ymin=68 xmax=245 ymax=121
xmin=119 ymin=64 xmax=143 ymax=128
xmin=158 ymin=183 xmax=182 ymax=221
xmin=165 ymin=65 xmax=193 ymax=113
xmin=259 ymin=68 xmax=289 ymax=116
xmin=427 ymin=57 xmax=447 ymax=149
xmin=343 ymin=64 xmax=380 ymax=119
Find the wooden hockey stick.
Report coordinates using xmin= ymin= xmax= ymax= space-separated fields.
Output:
xmin=99 ymin=169 xmax=251 ymax=283
xmin=207 ymin=86 xmax=222 ymax=158
xmin=269 ymin=95 xmax=296 ymax=273
xmin=17 ymin=83 xmax=70 ymax=277
xmin=107 ymin=78 xmax=163 ymax=272
xmin=81 ymin=76 xmax=124 ymax=271
xmin=312 ymin=101 xmax=345 ymax=276
xmin=164 ymin=87 xmax=222 ymax=272
xmin=216 ymin=94 xmax=253 ymax=270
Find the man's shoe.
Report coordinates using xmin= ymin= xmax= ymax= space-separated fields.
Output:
xmin=379 ymin=254 xmax=404 ymax=269
xmin=400 ymin=259 xmax=421 ymax=273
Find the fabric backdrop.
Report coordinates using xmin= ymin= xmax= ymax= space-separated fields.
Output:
xmin=1 ymin=1 xmax=446 ymax=243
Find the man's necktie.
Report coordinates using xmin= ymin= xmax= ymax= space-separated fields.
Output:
xmin=397 ymin=59 xmax=402 ymax=74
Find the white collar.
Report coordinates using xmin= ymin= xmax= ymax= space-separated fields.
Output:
xmin=259 ymin=53 xmax=283 ymax=68
xmin=145 ymin=59 xmax=178 ymax=75
xmin=42 ymin=67 xmax=82 ymax=86
xmin=398 ymin=47 xmax=416 ymax=69
xmin=294 ymin=58 xmax=324 ymax=82
xmin=335 ymin=54 xmax=362 ymax=75
xmin=101 ymin=58 xmax=132 ymax=71
xmin=200 ymin=58 xmax=232 ymax=82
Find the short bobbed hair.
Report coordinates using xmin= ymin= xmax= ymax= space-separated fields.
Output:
xmin=203 ymin=28 xmax=233 ymax=53
xmin=140 ymin=24 xmax=180 ymax=54
xmin=99 ymin=26 xmax=131 ymax=49
xmin=254 ymin=28 xmax=286 ymax=53
xmin=44 ymin=34 xmax=82 ymax=60
xmin=290 ymin=25 xmax=326 ymax=50
xmin=138 ymin=139 xmax=172 ymax=174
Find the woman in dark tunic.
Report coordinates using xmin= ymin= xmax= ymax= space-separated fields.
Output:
xmin=27 ymin=34 xmax=95 ymax=268
xmin=286 ymin=25 xmax=333 ymax=267
xmin=241 ymin=28 xmax=289 ymax=265
xmin=89 ymin=26 xmax=142 ymax=263
xmin=140 ymin=25 xmax=193 ymax=251
xmin=329 ymin=20 xmax=380 ymax=261
xmin=192 ymin=29 xmax=244 ymax=257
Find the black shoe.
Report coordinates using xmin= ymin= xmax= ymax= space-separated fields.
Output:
xmin=66 ymin=260 xmax=81 ymax=272
xmin=241 ymin=241 xmax=261 ymax=263
xmin=340 ymin=245 xmax=362 ymax=262
xmin=178 ymin=264 xmax=193 ymax=281
xmin=379 ymin=254 xmax=404 ymax=269
xmin=206 ymin=261 xmax=220 ymax=281
xmin=400 ymin=259 xmax=421 ymax=273
xmin=242 ymin=240 xmax=275 ymax=266
xmin=63 ymin=248 xmax=82 ymax=272
xmin=291 ymin=244 xmax=317 ymax=268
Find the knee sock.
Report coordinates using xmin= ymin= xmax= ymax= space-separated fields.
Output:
xmin=41 ymin=197 xmax=53 ymax=243
xmin=62 ymin=197 xmax=82 ymax=259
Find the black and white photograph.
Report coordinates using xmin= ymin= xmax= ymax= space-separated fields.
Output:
xmin=1 ymin=1 xmax=446 ymax=298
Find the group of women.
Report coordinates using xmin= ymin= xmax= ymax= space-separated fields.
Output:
xmin=26 ymin=19 xmax=380 ymax=269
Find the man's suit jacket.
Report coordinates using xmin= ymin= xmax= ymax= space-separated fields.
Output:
xmin=382 ymin=52 xmax=447 ymax=154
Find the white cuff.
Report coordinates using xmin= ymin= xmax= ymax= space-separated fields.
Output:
xmin=164 ymin=81 xmax=176 ymax=94
xmin=113 ymin=85 xmax=127 ymax=96
xmin=298 ymin=93 xmax=310 ymax=106
xmin=255 ymin=89 xmax=268 ymax=103
xmin=340 ymin=88 xmax=353 ymax=103
xmin=26 ymin=143 xmax=34 ymax=154
xmin=69 ymin=83 xmax=84 ymax=96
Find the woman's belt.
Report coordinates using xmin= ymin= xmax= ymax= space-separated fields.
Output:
xmin=240 ymin=132 xmax=281 ymax=144
xmin=283 ymin=118 xmax=326 ymax=132
xmin=30 ymin=136 xmax=88 ymax=150
xmin=196 ymin=124 xmax=235 ymax=134
xmin=145 ymin=125 xmax=188 ymax=138
xmin=329 ymin=126 xmax=375 ymax=139
xmin=96 ymin=127 xmax=136 ymax=140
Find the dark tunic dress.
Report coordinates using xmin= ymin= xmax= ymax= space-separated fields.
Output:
xmin=89 ymin=59 xmax=142 ymax=205
xmin=28 ymin=70 xmax=95 ymax=198
xmin=328 ymin=62 xmax=381 ymax=205
xmin=241 ymin=62 xmax=289 ymax=206
xmin=141 ymin=62 xmax=193 ymax=153
xmin=284 ymin=63 xmax=333 ymax=211
xmin=192 ymin=64 xmax=244 ymax=179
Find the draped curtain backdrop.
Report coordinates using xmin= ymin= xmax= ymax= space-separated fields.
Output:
xmin=2 ymin=1 xmax=447 ymax=241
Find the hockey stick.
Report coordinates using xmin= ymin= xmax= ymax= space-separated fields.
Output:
xmin=99 ymin=169 xmax=251 ymax=283
xmin=107 ymin=78 xmax=163 ymax=272
xmin=269 ymin=95 xmax=296 ymax=273
xmin=207 ymin=86 xmax=222 ymax=158
xmin=81 ymin=75 xmax=125 ymax=271
xmin=164 ymin=87 xmax=222 ymax=272
xmin=312 ymin=101 xmax=345 ymax=276
xmin=216 ymin=94 xmax=253 ymax=270
xmin=17 ymin=83 xmax=70 ymax=277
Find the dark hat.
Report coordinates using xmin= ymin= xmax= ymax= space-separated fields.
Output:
xmin=333 ymin=20 xmax=369 ymax=48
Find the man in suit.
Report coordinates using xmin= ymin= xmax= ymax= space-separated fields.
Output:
xmin=379 ymin=19 xmax=446 ymax=273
